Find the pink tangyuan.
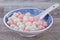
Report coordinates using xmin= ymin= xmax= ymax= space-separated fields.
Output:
xmin=18 ymin=15 xmax=23 ymax=19
xmin=38 ymin=26 xmax=45 ymax=30
xmin=17 ymin=12 xmax=23 ymax=16
xmin=24 ymin=28 xmax=30 ymax=32
xmin=7 ymin=20 xmax=14 ymax=26
xmin=19 ymin=18 xmax=23 ymax=22
xmin=43 ymin=21 xmax=48 ymax=27
xmin=13 ymin=21 xmax=17 ymax=25
xmin=36 ymin=20 xmax=43 ymax=26
xmin=28 ymin=17 xmax=36 ymax=23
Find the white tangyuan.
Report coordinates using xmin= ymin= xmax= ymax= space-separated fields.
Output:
xmin=25 ymin=12 xmax=31 ymax=16
xmin=19 ymin=24 xmax=25 ymax=30
xmin=17 ymin=22 xmax=25 ymax=30
xmin=10 ymin=24 xmax=19 ymax=30
xmin=9 ymin=16 xmax=17 ymax=21
xmin=30 ymin=22 xmax=38 ymax=31
xmin=25 ymin=24 xmax=31 ymax=31
xmin=8 ymin=17 xmax=12 ymax=20
xmin=17 ymin=22 xmax=23 ymax=26
xmin=23 ymin=16 xmax=28 ymax=22
xmin=8 ymin=15 xmax=16 ymax=20
xmin=25 ymin=22 xmax=32 ymax=26
xmin=11 ymin=13 xmax=19 ymax=22
xmin=13 ymin=18 xmax=20 ymax=22
xmin=13 ymin=13 xmax=18 ymax=17
xmin=23 ymin=12 xmax=31 ymax=22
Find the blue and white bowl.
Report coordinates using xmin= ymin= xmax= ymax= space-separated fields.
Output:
xmin=3 ymin=8 xmax=53 ymax=37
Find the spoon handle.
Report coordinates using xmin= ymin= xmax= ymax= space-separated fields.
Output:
xmin=40 ymin=3 xmax=59 ymax=19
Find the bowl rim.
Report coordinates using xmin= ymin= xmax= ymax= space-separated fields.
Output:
xmin=3 ymin=8 xmax=53 ymax=33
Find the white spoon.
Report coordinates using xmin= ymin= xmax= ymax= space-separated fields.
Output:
xmin=35 ymin=3 xmax=59 ymax=20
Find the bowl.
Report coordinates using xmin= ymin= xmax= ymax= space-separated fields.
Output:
xmin=3 ymin=8 xmax=53 ymax=37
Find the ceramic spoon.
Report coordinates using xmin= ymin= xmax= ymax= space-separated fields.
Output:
xmin=35 ymin=3 xmax=59 ymax=20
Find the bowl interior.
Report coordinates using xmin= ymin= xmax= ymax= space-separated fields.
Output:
xmin=4 ymin=8 xmax=53 ymax=32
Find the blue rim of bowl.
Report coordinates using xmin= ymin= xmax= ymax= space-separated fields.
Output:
xmin=3 ymin=8 xmax=53 ymax=33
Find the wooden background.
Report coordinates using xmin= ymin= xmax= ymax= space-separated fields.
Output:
xmin=0 ymin=0 xmax=60 ymax=40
